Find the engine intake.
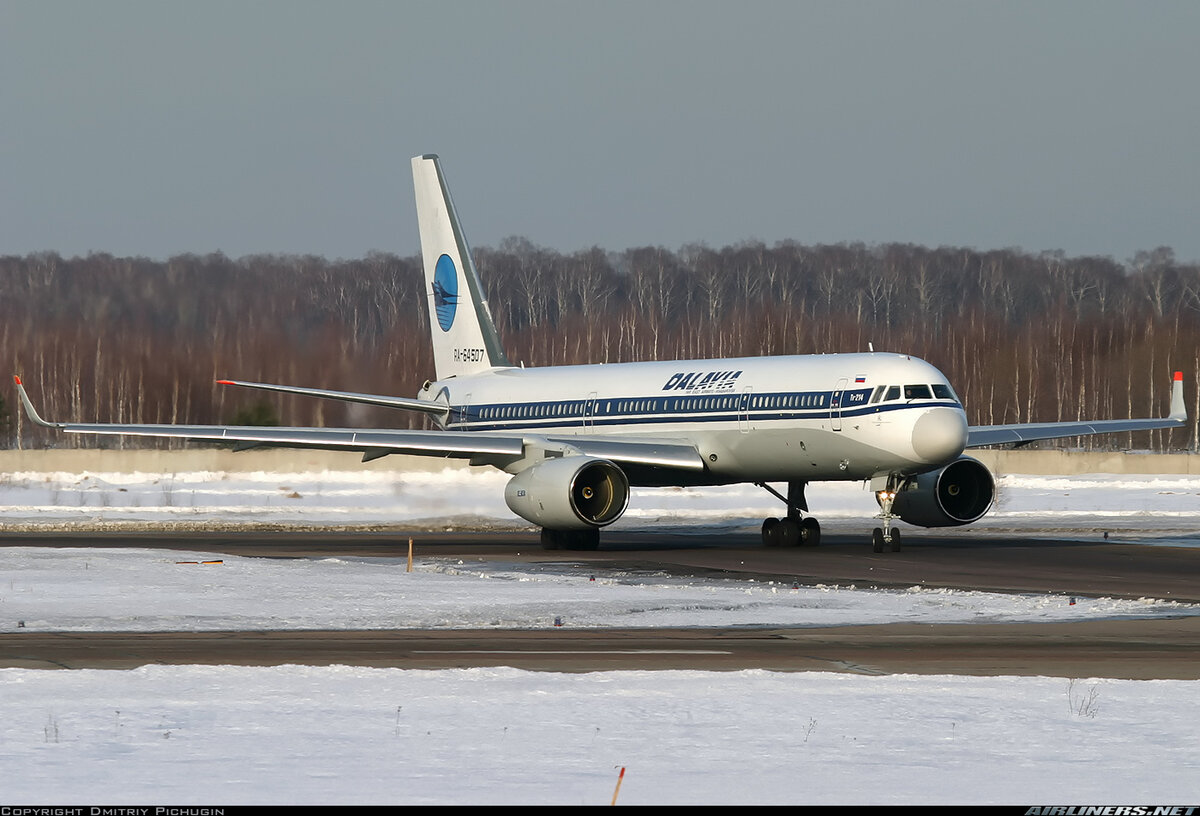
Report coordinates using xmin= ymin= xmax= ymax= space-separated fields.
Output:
xmin=504 ymin=456 xmax=630 ymax=530
xmin=888 ymin=456 xmax=995 ymax=528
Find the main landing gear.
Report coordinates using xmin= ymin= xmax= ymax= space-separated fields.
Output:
xmin=757 ymin=481 xmax=821 ymax=547
xmin=540 ymin=528 xmax=600 ymax=550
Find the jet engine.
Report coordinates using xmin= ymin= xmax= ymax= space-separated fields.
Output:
xmin=504 ymin=456 xmax=630 ymax=530
xmin=885 ymin=456 xmax=995 ymax=528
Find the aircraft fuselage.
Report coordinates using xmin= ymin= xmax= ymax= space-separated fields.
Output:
xmin=419 ymin=351 xmax=968 ymax=484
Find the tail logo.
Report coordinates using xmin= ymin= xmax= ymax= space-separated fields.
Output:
xmin=433 ymin=254 xmax=459 ymax=331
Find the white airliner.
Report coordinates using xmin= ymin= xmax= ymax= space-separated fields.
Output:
xmin=15 ymin=155 xmax=1189 ymax=552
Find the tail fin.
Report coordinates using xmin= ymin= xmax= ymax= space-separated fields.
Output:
xmin=412 ymin=154 xmax=511 ymax=379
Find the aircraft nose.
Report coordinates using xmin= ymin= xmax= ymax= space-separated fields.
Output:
xmin=911 ymin=407 xmax=968 ymax=463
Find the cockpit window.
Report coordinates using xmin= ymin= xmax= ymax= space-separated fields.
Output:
xmin=931 ymin=384 xmax=959 ymax=402
xmin=884 ymin=385 xmax=901 ymax=401
xmin=904 ymin=384 xmax=933 ymax=400
xmin=869 ymin=385 xmax=885 ymax=404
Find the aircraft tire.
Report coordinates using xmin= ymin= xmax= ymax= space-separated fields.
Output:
xmin=761 ymin=517 xmax=782 ymax=547
xmin=541 ymin=528 xmax=601 ymax=551
xmin=872 ymin=528 xmax=885 ymax=553
xmin=778 ymin=518 xmax=801 ymax=548
xmin=800 ymin=517 xmax=821 ymax=547
xmin=568 ymin=529 xmax=601 ymax=550
xmin=890 ymin=528 xmax=902 ymax=552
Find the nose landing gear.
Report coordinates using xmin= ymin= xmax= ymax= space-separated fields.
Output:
xmin=872 ymin=478 xmax=902 ymax=553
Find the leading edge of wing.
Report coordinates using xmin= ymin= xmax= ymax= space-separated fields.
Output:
xmin=966 ymin=417 xmax=1187 ymax=448
xmin=13 ymin=377 xmax=704 ymax=469
xmin=966 ymin=371 xmax=1188 ymax=447
xmin=12 ymin=374 xmax=516 ymax=457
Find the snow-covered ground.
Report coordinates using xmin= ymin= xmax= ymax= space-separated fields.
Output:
xmin=2 ymin=468 xmax=1199 ymax=804
xmin=4 ymin=665 xmax=1196 ymax=805
xmin=3 ymin=466 xmax=1200 ymax=543
xmin=5 ymin=547 xmax=1196 ymax=632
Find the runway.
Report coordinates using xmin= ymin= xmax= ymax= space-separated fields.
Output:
xmin=3 ymin=529 xmax=1199 ymax=678
xmin=5 ymin=618 xmax=1200 ymax=678
xmin=7 ymin=527 xmax=1200 ymax=601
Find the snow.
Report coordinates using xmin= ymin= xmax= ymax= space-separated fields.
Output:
xmin=3 ymin=548 xmax=1196 ymax=632
xmin=2 ymin=467 xmax=1199 ymax=804
xmin=3 ymin=466 xmax=1200 ymax=542
xmin=5 ymin=666 xmax=1197 ymax=805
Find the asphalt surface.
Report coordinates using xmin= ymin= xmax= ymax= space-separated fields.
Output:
xmin=3 ymin=529 xmax=1199 ymax=678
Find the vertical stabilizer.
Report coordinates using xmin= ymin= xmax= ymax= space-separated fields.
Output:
xmin=412 ymin=154 xmax=511 ymax=378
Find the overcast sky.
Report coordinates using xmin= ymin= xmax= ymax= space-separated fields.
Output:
xmin=3 ymin=1 xmax=1198 ymax=263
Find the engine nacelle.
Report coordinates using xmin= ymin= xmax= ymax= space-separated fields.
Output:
xmin=887 ymin=456 xmax=995 ymax=528
xmin=504 ymin=456 xmax=630 ymax=530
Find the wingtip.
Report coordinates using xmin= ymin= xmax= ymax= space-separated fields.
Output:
xmin=1170 ymin=370 xmax=1187 ymax=421
xmin=12 ymin=374 xmax=60 ymax=428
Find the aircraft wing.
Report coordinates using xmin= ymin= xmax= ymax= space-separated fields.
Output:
xmin=966 ymin=371 xmax=1188 ymax=448
xmin=13 ymin=377 xmax=705 ymax=470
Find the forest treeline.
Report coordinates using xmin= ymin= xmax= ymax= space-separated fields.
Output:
xmin=1 ymin=240 xmax=1197 ymax=451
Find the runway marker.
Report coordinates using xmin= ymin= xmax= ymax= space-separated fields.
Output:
xmin=413 ymin=649 xmax=731 ymax=655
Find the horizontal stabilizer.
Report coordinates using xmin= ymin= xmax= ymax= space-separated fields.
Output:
xmin=216 ymin=379 xmax=449 ymax=417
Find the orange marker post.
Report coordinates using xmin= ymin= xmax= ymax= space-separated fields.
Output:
xmin=611 ymin=766 xmax=625 ymax=805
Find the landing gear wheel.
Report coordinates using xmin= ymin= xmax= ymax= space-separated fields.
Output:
xmin=800 ymin=517 xmax=821 ymax=547
xmin=872 ymin=527 xmax=885 ymax=553
xmin=778 ymin=518 xmax=801 ymax=548
xmin=569 ymin=529 xmax=600 ymax=550
xmin=761 ymin=517 xmax=781 ymax=547
xmin=541 ymin=528 xmax=600 ymax=551
xmin=889 ymin=528 xmax=902 ymax=552
xmin=755 ymin=481 xmax=819 ymax=550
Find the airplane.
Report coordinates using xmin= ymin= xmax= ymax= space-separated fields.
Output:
xmin=13 ymin=154 xmax=1190 ymax=553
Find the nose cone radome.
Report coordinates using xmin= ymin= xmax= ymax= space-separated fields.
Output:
xmin=911 ymin=407 xmax=968 ymax=463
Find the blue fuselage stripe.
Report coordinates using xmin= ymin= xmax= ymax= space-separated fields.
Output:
xmin=444 ymin=387 xmax=959 ymax=432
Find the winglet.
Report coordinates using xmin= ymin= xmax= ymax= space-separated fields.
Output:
xmin=1170 ymin=371 xmax=1186 ymax=421
xmin=12 ymin=375 xmax=62 ymax=428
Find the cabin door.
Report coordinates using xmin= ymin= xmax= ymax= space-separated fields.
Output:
xmin=830 ymin=378 xmax=847 ymax=431
xmin=584 ymin=392 xmax=598 ymax=429
xmin=738 ymin=387 xmax=752 ymax=432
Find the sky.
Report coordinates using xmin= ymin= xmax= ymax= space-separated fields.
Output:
xmin=3 ymin=2 xmax=1199 ymax=263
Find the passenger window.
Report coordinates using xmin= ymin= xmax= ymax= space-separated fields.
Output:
xmin=904 ymin=384 xmax=933 ymax=400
